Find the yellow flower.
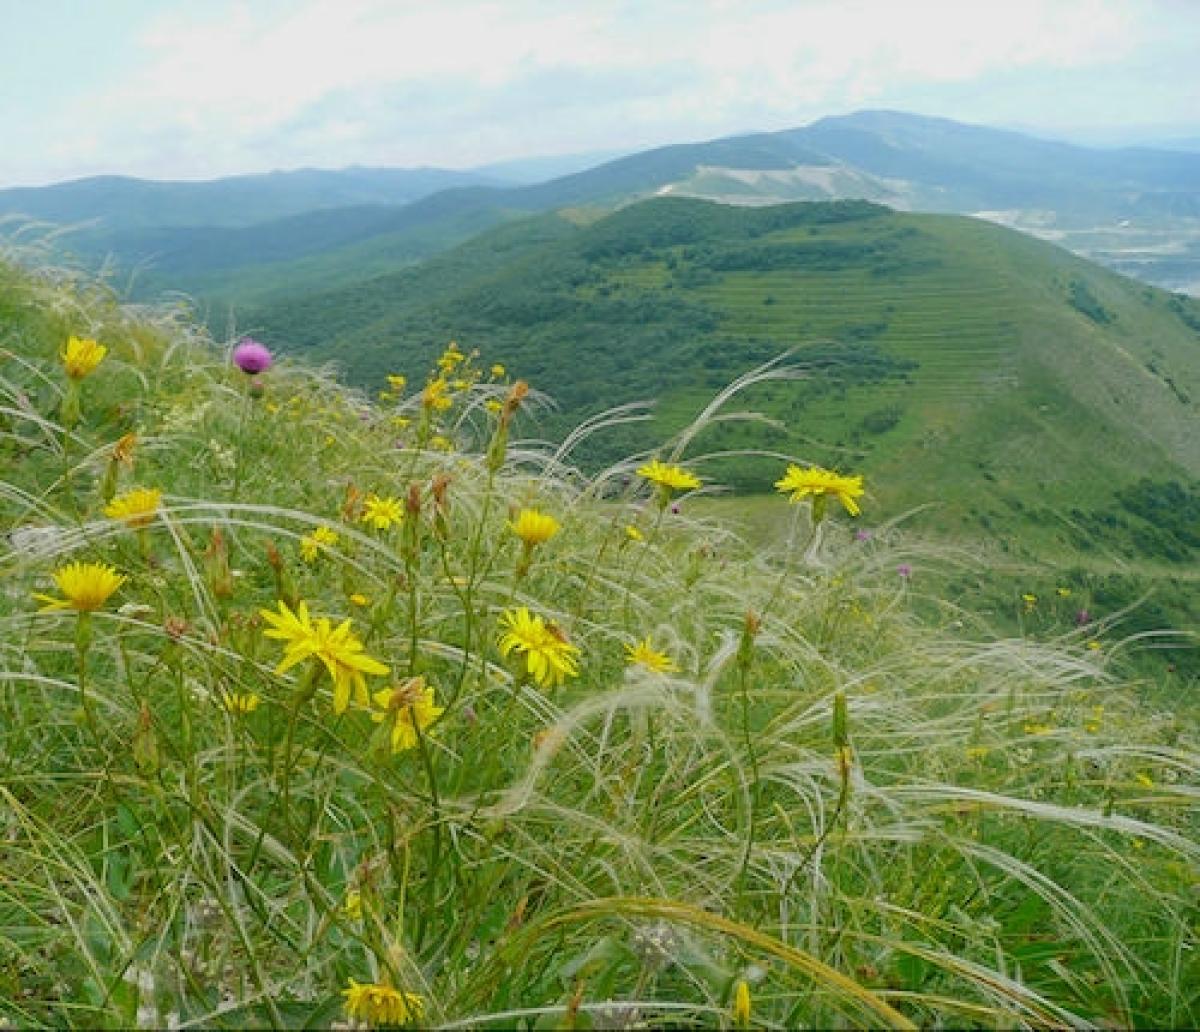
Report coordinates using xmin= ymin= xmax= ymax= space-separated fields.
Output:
xmin=636 ymin=459 xmax=701 ymax=492
xmin=733 ymin=980 xmax=751 ymax=1029
xmin=387 ymin=374 xmax=407 ymax=391
xmin=624 ymin=637 xmax=679 ymax=674
xmin=1056 ymin=586 xmax=1072 ymax=598
xmin=773 ymin=464 xmax=864 ymax=516
xmin=1086 ymin=640 xmax=1102 ymax=651
xmin=1023 ymin=721 xmax=1054 ymax=735
xmin=259 ymin=600 xmax=389 ymax=714
xmin=625 ymin=524 xmax=644 ymax=542
xmin=392 ymin=416 xmax=411 ymax=430
xmin=342 ymin=889 xmax=363 ymax=921
xmin=221 ymin=690 xmax=260 ymax=715
xmin=965 ymin=745 xmax=990 ymax=760
xmin=497 ymin=607 xmax=581 ymax=689
xmin=1022 ymin=593 xmax=1038 ymax=608
xmin=1135 ymin=772 xmax=1154 ymax=788
xmin=61 ymin=335 xmax=107 ymax=379
xmin=436 ymin=342 xmax=465 ymax=373
xmin=343 ymin=980 xmax=425 ymax=1027
xmin=509 ymin=508 xmax=561 ymax=546
xmin=34 ymin=561 xmax=125 ymax=612
xmin=362 ymin=494 xmax=404 ymax=531
xmin=429 ymin=434 xmax=452 ymax=451
xmin=104 ymin=487 xmax=162 ymax=528
xmin=423 ymin=377 xmax=453 ymax=411
xmin=370 ymin=677 xmax=445 ymax=753
xmin=299 ymin=525 xmax=339 ymax=562
xmin=485 ymin=399 xmax=503 ymax=414
xmin=490 ymin=363 xmax=506 ymax=378
xmin=349 ymin=593 xmax=370 ymax=607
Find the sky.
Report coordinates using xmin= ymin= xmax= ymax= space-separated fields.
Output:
xmin=2 ymin=0 xmax=1199 ymax=187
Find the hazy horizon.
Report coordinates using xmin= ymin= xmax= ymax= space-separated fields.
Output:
xmin=3 ymin=0 xmax=1199 ymax=189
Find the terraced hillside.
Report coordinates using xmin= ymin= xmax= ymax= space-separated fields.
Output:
xmin=252 ymin=199 xmax=1200 ymax=545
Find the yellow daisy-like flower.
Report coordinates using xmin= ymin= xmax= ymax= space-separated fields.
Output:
xmin=103 ymin=487 xmax=162 ymax=528
xmin=371 ymin=677 xmax=445 ymax=753
xmin=490 ymin=363 xmax=506 ymax=378
xmin=625 ymin=524 xmax=644 ymax=542
xmin=436 ymin=342 xmax=465 ymax=373
xmin=258 ymin=600 xmax=389 ymax=714
xmin=497 ymin=607 xmax=581 ymax=689
xmin=429 ymin=435 xmax=452 ymax=451
xmin=220 ymin=690 xmax=260 ymax=715
xmin=299 ymin=525 xmax=339 ymax=562
xmin=349 ymin=592 xmax=370 ymax=607
xmin=387 ymin=374 xmax=407 ymax=391
xmin=61 ymin=335 xmax=107 ymax=380
xmin=773 ymin=464 xmax=865 ymax=516
xmin=509 ymin=508 xmax=561 ymax=546
xmin=361 ymin=494 xmax=404 ymax=531
xmin=636 ymin=459 xmax=701 ymax=493
xmin=624 ymin=637 xmax=679 ymax=674
xmin=423 ymin=377 xmax=453 ymax=412
xmin=485 ymin=398 xmax=503 ymax=414
xmin=343 ymin=980 xmax=425 ymax=1027
xmin=34 ymin=561 xmax=125 ymax=612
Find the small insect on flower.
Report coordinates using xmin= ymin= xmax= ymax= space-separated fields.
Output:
xmin=498 ymin=607 xmax=581 ymax=689
xmin=371 ymin=677 xmax=445 ymax=753
xmin=625 ymin=637 xmax=679 ymax=674
xmin=342 ymin=979 xmax=425 ymax=1027
xmin=61 ymin=335 xmax=107 ymax=379
xmin=774 ymin=464 xmax=864 ymax=516
xmin=104 ymin=487 xmax=162 ymax=528
xmin=361 ymin=494 xmax=404 ymax=531
xmin=299 ymin=525 xmax=339 ymax=562
xmin=509 ymin=508 xmax=561 ymax=547
xmin=636 ymin=459 xmax=701 ymax=493
xmin=231 ymin=338 xmax=272 ymax=374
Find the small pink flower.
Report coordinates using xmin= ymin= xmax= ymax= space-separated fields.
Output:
xmin=232 ymin=338 xmax=272 ymax=374
xmin=897 ymin=563 xmax=912 ymax=578
xmin=855 ymin=529 xmax=872 ymax=542
xmin=1075 ymin=609 xmax=1091 ymax=626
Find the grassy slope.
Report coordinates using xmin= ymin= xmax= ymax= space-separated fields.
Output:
xmin=252 ymin=198 xmax=1200 ymax=530
xmin=3 ymin=256 xmax=1199 ymax=1027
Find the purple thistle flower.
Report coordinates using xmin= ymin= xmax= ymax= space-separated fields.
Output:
xmin=232 ymin=338 xmax=272 ymax=374
xmin=1075 ymin=608 xmax=1091 ymax=626
xmin=670 ymin=503 xmax=681 ymax=515
xmin=897 ymin=563 xmax=912 ymax=579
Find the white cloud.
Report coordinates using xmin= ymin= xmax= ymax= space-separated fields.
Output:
xmin=1 ymin=0 xmax=1193 ymax=183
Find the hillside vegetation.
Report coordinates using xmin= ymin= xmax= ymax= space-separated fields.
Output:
xmin=3 ymin=255 xmax=1198 ymax=1028
xmin=8 ymin=111 xmax=1200 ymax=307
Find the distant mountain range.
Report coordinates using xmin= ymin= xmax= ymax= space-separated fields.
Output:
xmin=3 ymin=110 xmax=1200 ymax=302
